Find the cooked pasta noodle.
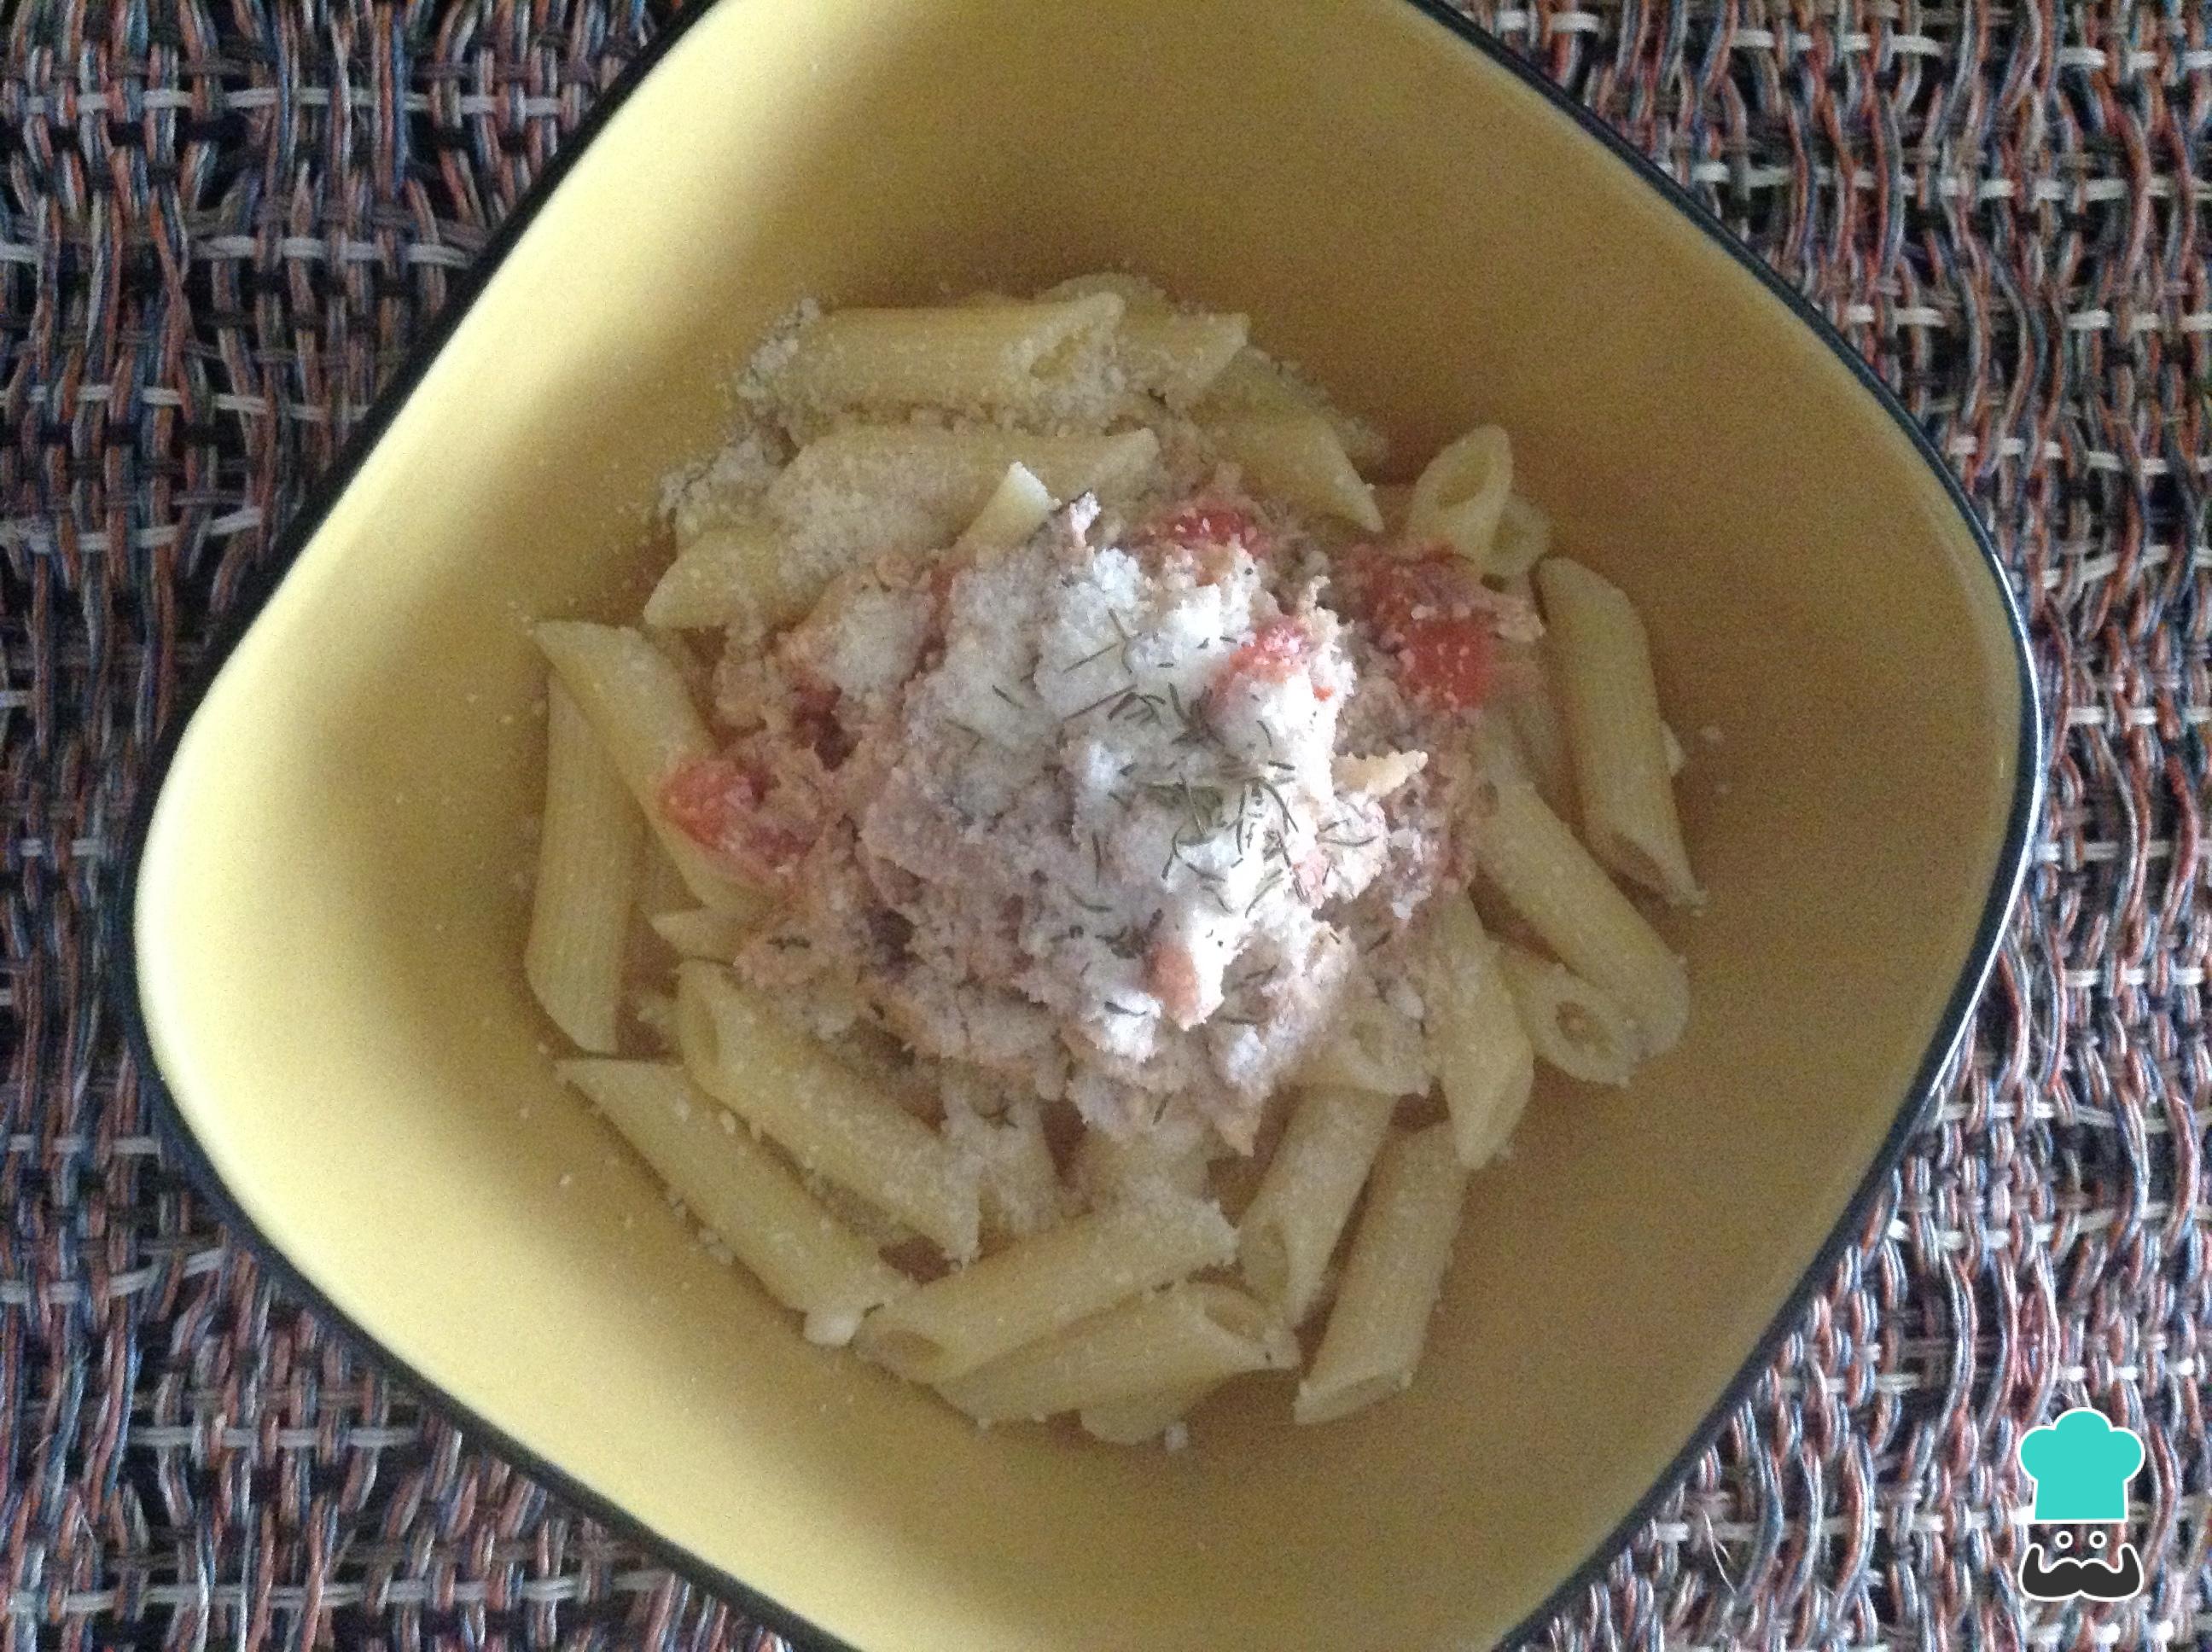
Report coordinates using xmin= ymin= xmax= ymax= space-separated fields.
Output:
xmin=519 ymin=276 xmax=1697 ymax=1445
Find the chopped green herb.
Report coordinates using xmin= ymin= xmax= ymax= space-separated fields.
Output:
xmin=1245 ymin=870 xmax=1284 ymax=915
xmin=1062 ymin=683 xmax=1130 ymax=721
xmin=1109 ymin=688 xmax=1167 ymax=726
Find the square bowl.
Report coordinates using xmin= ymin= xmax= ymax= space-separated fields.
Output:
xmin=118 ymin=0 xmax=2039 ymax=1647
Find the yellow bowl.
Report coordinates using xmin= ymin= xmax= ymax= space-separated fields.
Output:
xmin=119 ymin=0 xmax=2038 ymax=1647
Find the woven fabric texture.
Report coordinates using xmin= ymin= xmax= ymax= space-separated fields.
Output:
xmin=1 ymin=1 xmax=2204 ymax=1648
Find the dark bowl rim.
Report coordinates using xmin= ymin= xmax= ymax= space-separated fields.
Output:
xmin=108 ymin=2 xmax=2045 ymax=1648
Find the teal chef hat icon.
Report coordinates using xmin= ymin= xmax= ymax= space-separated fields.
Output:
xmin=2017 ymin=1408 xmax=2145 ymax=1523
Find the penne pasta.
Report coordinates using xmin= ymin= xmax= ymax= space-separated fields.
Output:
xmin=1476 ymin=778 xmax=1689 ymax=1054
xmin=643 ymin=515 xmax=797 ymax=632
xmin=516 ymin=280 xmax=1706 ymax=1443
xmin=825 ymin=1017 xmax=940 ymax=1120
xmin=1206 ymin=1099 xmax=1289 ymax=1224
xmin=675 ymin=962 xmax=981 ymax=1259
xmin=1237 ymin=1086 xmax=1396 ymax=1327
xmin=935 ymin=1283 xmax=1295 ymax=1423
xmin=1039 ymin=271 xmax=1171 ymax=311
xmin=665 ymin=450 xmax=782 ymax=545
xmin=1420 ymin=898 xmax=1535 ymax=1168
xmin=852 ymin=1187 xmax=1235 ymax=1383
xmin=954 ymin=462 xmax=1057 ymax=554
xmin=1295 ymin=1122 xmax=1469 ymax=1424
xmin=1116 ymin=311 xmax=1250 ymax=407
xmin=633 ymin=829 xmax=696 ymax=916
xmin=533 ymin=621 xmax=765 ymax=917
xmin=557 ymin=1060 xmax=908 ymax=1346
xmin=1073 ymin=1126 xmax=1211 ymax=1205
xmin=627 ymin=839 xmax=696 ymax=1002
xmin=945 ymin=1096 xmax=1070 ymax=1243
xmin=1493 ymin=643 xmax=1571 ymax=809
xmin=1538 ymin=557 xmax=1702 ymax=907
xmin=1294 ymin=972 xmax=1431 ymax=1098
xmin=1196 ymin=348 xmax=1388 ymax=470
xmin=766 ymin=425 xmax=1161 ymax=560
xmin=1206 ymin=412 xmax=1383 ymax=531
xmin=1078 ymin=1380 xmax=1218 ymax=1446
xmin=1486 ymin=494 xmax=1551 ymax=580
xmin=1406 ymin=426 xmax=1512 ymax=573
xmin=524 ymin=683 xmax=642 ymax=1053
xmin=769 ymin=294 xmax=1123 ymax=419
xmin=646 ymin=626 xmax=711 ymax=695
xmin=1470 ymin=707 xmax=1534 ymax=787
xmin=648 ymin=906 xmax=750 ymax=961
xmin=1494 ymin=942 xmax=1639 ymax=1085
xmin=806 ymin=1169 xmax=922 ymax=1254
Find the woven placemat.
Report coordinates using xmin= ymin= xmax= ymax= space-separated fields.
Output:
xmin=2 ymin=1 xmax=2203 ymax=1647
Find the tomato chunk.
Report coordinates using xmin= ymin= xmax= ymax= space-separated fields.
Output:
xmin=1336 ymin=544 xmax=1498 ymax=712
xmin=1340 ymin=544 xmax=1472 ymax=631
xmin=659 ymin=754 xmax=815 ymax=880
xmin=1214 ymin=617 xmax=1314 ymax=698
xmin=1392 ymin=617 xmax=1493 ymax=710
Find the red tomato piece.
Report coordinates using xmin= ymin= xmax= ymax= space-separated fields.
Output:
xmin=1215 ymin=616 xmax=1313 ymax=694
xmin=1393 ymin=618 xmax=1494 ymax=711
xmin=1336 ymin=544 xmax=1496 ymax=711
xmin=659 ymin=755 xmax=815 ymax=880
xmin=1342 ymin=544 xmax=1470 ymax=631
xmin=1140 ymin=501 xmax=1270 ymax=557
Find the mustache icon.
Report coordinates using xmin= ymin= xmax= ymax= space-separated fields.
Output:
xmin=2017 ymin=1538 xmax=2143 ymax=1602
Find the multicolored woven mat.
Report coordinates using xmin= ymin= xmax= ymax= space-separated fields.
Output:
xmin=2 ymin=1 xmax=2203 ymax=1647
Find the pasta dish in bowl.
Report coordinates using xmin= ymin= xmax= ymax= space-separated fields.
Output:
xmin=119 ymin=0 xmax=2036 ymax=1643
xmin=522 ymin=277 xmax=1704 ymax=1441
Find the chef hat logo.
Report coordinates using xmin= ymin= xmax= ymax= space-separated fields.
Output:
xmin=2017 ymin=1408 xmax=2145 ymax=1524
